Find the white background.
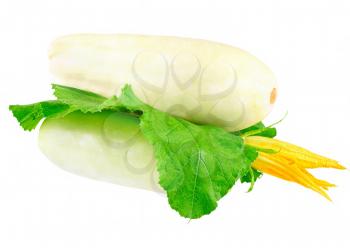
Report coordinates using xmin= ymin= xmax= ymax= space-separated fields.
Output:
xmin=1 ymin=0 xmax=350 ymax=247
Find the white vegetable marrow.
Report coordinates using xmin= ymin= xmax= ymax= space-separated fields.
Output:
xmin=49 ymin=34 xmax=277 ymax=131
xmin=39 ymin=111 xmax=162 ymax=191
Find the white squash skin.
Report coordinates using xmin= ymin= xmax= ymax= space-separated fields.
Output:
xmin=49 ymin=34 xmax=277 ymax=131
xmin=39 ymin=111 xmax=162 ymax=192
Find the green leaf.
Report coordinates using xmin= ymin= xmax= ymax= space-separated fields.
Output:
xmin=9 ymin=101 xmax=72 ymax=131
xmin=239 ymin=146 xmax=261 ymax=190
xmin=235 ymin=125 xmax=268 ymax=188
xmin=10 ymin=85 xmax=123 ymax=131
xmin=240 ymin=168 xmax=262 ymax=184
xmin=234 ymin=122 xmax=277 ymax=138
xmin=118 ymin=86 xmax=253 ymax=219
xmin=52 ymin=84 xmax=120 ymax=112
